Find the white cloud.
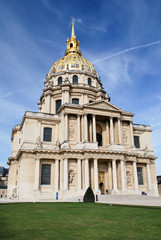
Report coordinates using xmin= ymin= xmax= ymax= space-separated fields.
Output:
xmin=41 ymin=0 xmax=62 ymax=18
xmin=94 ymin=40 xmax=161 ymax=63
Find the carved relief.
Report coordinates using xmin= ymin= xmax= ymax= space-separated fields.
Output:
xmin=126 ymin=162 xmax=133 ymax=188
xmin=69 ymin=116 xmax=76 ymax=141
xmin=122 ymin=123 xmax=130 ymax=147
xmin=69 ymin=123 xmax=75 ymax=139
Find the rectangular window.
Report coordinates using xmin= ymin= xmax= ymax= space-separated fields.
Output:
xmin=72 ymin=98 xmax=79 ymax=104
xmin=134 ymin=136 xmax=140 ymax=148
xmin=43 ymin=128 xmax=52 ymax=142
xmin=56 ymin=100 xmax=61 ymax=114
xmin=41 ymin=164 xmax=51 ymax=185
xmin=137 ymin=167 xmax=144 ymax=185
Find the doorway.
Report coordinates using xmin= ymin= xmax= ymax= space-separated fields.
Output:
xmin=98 ymin=171 xmax=105 ymax=194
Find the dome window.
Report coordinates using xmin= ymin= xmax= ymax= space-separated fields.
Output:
xmin=72 ymin=98 xmax=79 ymax=104
xmin=73 ymin=75 xmax=78 ymax=84
xmin=58 ymin=77 xmax=62 ymax=85
xmin=88 ymin=78 xmax=91 ymax=86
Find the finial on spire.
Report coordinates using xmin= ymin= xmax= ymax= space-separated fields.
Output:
xmin=71 ymin=18 xmax=75 ymax=38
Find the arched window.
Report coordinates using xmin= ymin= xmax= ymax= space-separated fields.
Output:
xmin=58 ymin=77 xmax=62 ymax=85
xmin=41 ymin=164 xmax=51 ymax=185
xmin=72 ymin=98 xmax=79 ymax=104
xmin=70 ymin=43 xmax=73 ymax=48
xmin=43 ymin=128 xmax=52 ymax=142
xmin=56 ymin=100 xmax=61 ymax=114
xmin=73 ymin=75 xmax=78 ymax=84
xmin=88 ymin=78 xmax=91 ymax=86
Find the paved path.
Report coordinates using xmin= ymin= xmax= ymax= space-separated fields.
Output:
xmin=0 ymin=194 xmax=161 ymax=206
xmin=98 ymin=194 xmax=161 ymax=206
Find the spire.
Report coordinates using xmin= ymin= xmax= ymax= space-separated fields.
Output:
xmin=71 ymin=18 xmax=75 ymax=38
xmin=65 ymin=20 xmax=81 ymax=56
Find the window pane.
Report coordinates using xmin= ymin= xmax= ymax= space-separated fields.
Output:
xmin=137 ymin=167 xmax=144 ymax=185
xmin=72 ymin=98 xmax=79 ymax=104
xmin=73 ymin=75 xmax=78 ymax=84
xmin=41 ymin=164 xmax=51 ymax=185
xmin=88 ymin=78 xmax=91 ymax=86
xmin=134 ymin=136 xmax=140 ymax=148
xmin=56 ymin=100 xmax=61 ymax=114
xmin=58 ymin=77 xmax=62 ymax=85
xmin=43 ymin=128 xmax=52 ymax=142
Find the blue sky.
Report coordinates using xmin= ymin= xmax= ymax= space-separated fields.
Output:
xmin=0 ymin=0 xmax=161 ymax=175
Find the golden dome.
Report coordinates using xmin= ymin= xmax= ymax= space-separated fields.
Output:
xmin=48 ymin=20 xmax=98 ymax=78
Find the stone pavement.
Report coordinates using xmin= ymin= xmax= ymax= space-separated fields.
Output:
xmin=97 ymin=194 xmax=161 ymax=206
xmin=0 ymin=194 xmax=161 ymax=206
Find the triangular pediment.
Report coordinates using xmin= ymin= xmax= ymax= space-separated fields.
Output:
xmin=85 ymin=100 xmax=121 ymax=111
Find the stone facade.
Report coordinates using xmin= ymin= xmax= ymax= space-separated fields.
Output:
xmin=7 ymin=22 xmax=159 ymax=200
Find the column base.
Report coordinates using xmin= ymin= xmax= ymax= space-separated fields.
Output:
xmin=108 ymin=144 xmax=125 ymax=151
xmin=83 ymin=142 xmax=98 ymax=149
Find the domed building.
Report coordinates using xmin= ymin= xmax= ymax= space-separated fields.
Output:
xmin=7 ymin=22 xmax=158 ymax=200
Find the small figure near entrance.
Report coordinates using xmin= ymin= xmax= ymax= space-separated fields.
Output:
xmin=99 ymin=182 xmax=104 ymax=194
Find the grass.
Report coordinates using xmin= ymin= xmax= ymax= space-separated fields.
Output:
xmin=0 ymin=202 xmax=161 ymax=240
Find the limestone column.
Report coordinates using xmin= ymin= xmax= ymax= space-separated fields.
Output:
xmin=46 ymin=95 xmax=51 ymax=113
xmin=62 ymin=91 xmax=65 ymax=104
xmin=147 ymin=163 xmax=152 ymax=190
xmin=120 ymin=160 xmax=125 ymax=191
xmin=106 ymin=120 xmax=109 ymax=145
xmin=108 ymin=161 xmax=112 ymax=190
xmin=35 ymin=158 xmax=40 ymax=191
xmin=77 ymin=159 xmax=81 ymax=190
xmin=55 ymin=160 xmax=59 ymax=191
xmin=112 ymin=160 xmax=117 ymax=191
xmin=64 ymin=159 xmax=68 ymax=190
xmin=84 ymin=114 xmax=88 ymax=142
xmin=94 ymin=159 xmax=98 ymax=191
xmin=130 ymin=122 xmax=134 ymax=147
xmin=110 ymin=117 xmax=114 ymax=144
xmin=92 ymin=114 xmax=96 ymax=142
xmin=133 ymin=161 xmax=138 ymax=190
xmin=59 ymin=159 xmax=63 ymax=190
xmin=77 ymin=114 xmax=81 ymax=143
xmin=118 ymin=118 xmax=122 ymax=144
xmin=84 ymin=159 xmax=89 ymax=189
xmin=64 ymin=113 xmax=68 ymax=142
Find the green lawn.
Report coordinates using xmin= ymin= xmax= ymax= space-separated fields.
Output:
xmin=0 ymin=202 xmax=161 ymax=240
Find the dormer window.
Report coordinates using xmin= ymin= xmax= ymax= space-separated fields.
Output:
xmin=88 ymin=78 xmax=91 ymax=86
xmin=73 ymin=75 xmax=78 ymax=84
xmin=58 ymin=77 xmax=62 ymax=85
xmin=72 ymin=98 xmax=79 ymax=104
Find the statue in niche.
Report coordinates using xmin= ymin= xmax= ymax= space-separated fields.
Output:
xmin=56 ymin=139 xmax=60 ymax=149
xmin=123 ymin=130 xmax=128 ymax=143
xmin=36 ymin=137 xmax=42 ymax=149
xmin=68 ymin=171 xmax=75 ymax=184
xmin=48 ymin=80 xmax=52 ymax=87
xmin=126 ymin=170 xmax=132 ymax=186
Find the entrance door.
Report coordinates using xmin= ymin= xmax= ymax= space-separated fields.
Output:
xmin=98 ymin=171 xmax=105 ymax=194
